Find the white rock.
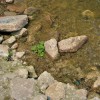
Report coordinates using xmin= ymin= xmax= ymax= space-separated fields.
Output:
xmin=15 ymin=52 xmax=25 ymax=58
xmin=11 ymin=43 xmax=18 ymax=49
xmin=3 ymin=36 xmax=16 ymax=44
xmin=15 ymin=68 xmax=28 ymax=78
xmin=13 ymin=28 xmax=28 ymax=39
xmin=0 ymin=36 xmax=3 ymax=43
xmin=6 ymin=0 xmax=14 ymax=3
xmin=38 ymin=71 xmax=55 ymax=93
xmin=0 ymin=45 xmax=9 ymax=57
xmin=58 ymin=35 xmax=88 ymax=52
xmin=93 ymin=76 xmax=100 ymax=88
xmin=0 ymin=15 xmax=28 ymax=32
xmin=44 ymin=38 xmax=59 ymax=60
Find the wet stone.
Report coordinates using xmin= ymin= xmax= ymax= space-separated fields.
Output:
xmin=0 ymin=15 xmax=28 ymax=32
xmin=58 ymin=35 xmax=88 ymax=52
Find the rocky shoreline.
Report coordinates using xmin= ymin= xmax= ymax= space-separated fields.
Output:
xmin=0 ymin=0 xmax=100 ymax=100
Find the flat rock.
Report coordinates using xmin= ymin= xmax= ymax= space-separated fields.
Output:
xmin=10 ymin=77 xmax=39 ymax=100
xmin=58 ymin=35 xmax=88 ymax=52
xmin=15 ymin=52 xmax=25 ymax=58
xmin=4 ymin=11 xmax=17 ymax=16
xmin=0 ymin=45 xmax=9 ymax=57
xmin=0 ymin=15 xmax=28 ymax=32
xmin=46 ymin=82 xmax=66 ymax=100
xmin=3 ymin=36 xmax=16 ymax=44
xmin=44 ymin=38 xmax=59 ymax=60
xmin=38 ymin=71 xmax=55 ymax=93
xmin=24 ymin=7 xmax=39 ymax=16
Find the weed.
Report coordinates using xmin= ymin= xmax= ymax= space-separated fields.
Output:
xmin=31 ymin=41 xmax=45 ymax=57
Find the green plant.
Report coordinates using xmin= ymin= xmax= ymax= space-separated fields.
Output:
xmin=31 ymin=41 xmax=45 ymax=57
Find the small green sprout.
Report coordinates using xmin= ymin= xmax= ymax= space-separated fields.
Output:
xmin=31 ymin=41 xmax=45 ymax=57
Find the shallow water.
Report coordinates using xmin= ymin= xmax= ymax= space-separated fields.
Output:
xmin=1 ymin=0 xmax=99 ymax=90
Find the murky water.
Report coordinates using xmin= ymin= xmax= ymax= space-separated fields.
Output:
xmin=21 ymin=0 xmax=100 ymax=86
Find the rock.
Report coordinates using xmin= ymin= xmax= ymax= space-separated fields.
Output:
xmin=33 ymin=94 xmax=47 ymax=100
xmin=4 ymin=11 xmax=17 ymax=16
xmin=44 ymin=38 xmax=59 ymax=60
xmin=15 ymin=52 xmax=25 ymax=58
xmin=6 ymin=0 xmax=14 ymax=3
xmin=15 ymin=68 xmax=28 ymax=78
xmin=3 ymin=36 xmax=16 ymax=45
xmin=0 ymin=15 xmax=28 ymax=32
xmin=65 ymin=83 xmax=87 ymax=100
xmin=58 ymin=35 xmax=88 ymax=52
xmin=24 ymin=7 xmax=39 ymax=16
xmin=93 ymin=76 xmax=100 ymax=88
xmin=11 ymin=43 xmax=18 ymax=49
xmin=26 ymin=65 xmax=37 ymax=78
xmin=46 ymin=82 xmax=66 ymax=100
xmin=0 ymin=45 xmax=9 ymax=57
xmin=38 ymin=71 xmax=55 ymax=93
xmin=7 ymin=5 xmax=25 ymax=13
xmin=82 ymin=10 xmax=94 ymax=19
xmin=13 ymin=28 xmax=28 ymax=39
xmin=0 ymin=36 xmax=3 ymax=43
xmin=89 ymin=97 xmax=100 ymax=100
xmin=10 ymin=77 xmax=39 ymax=100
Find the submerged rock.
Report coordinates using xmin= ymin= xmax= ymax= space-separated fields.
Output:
xmin=44 ymin=38 xmax=59 ymax=60
xmin=58 ymin=35 xmax=88 ymax=52
xmin=82 ymin=10 xmax=94 ymax=19
xmin=0 ymin=15 xmax=28 ymax=32
xmin=24 ymin=7 xmax=39 ymax=16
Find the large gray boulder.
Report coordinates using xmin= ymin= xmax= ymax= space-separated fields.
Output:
xmin=10 ymin=77 xmax=39 ymax=100
xmin=58 ymin=35 xmax=88 ymax=52
xmin=0 ymin=15 xmax=28 ymax=32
